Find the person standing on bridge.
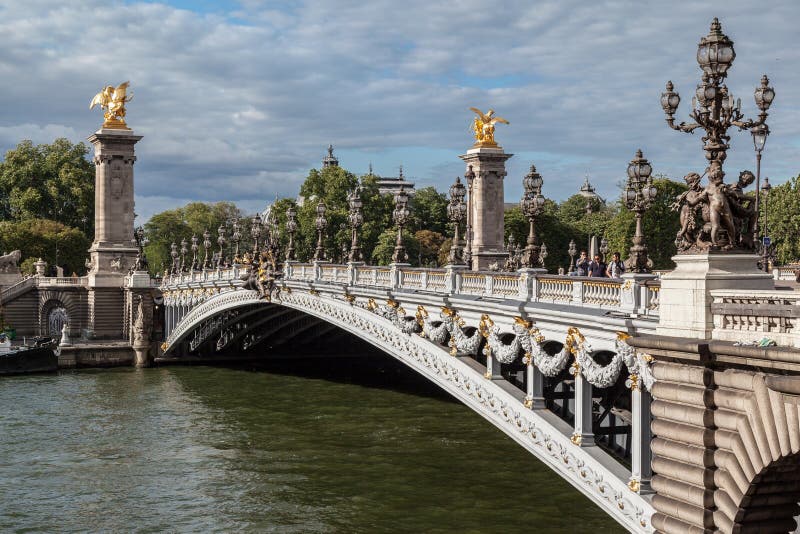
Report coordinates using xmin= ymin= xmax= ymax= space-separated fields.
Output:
xmin=575 ymin=251 xmax=590 ymax=277
xmin=606 ymin=252 xmax=625 ymax=278
xmin=588 ymin=254 xmax=607 ymax=277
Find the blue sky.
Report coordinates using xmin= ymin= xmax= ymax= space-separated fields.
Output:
xmin=0 ymin=0 xmax=797 ymax=222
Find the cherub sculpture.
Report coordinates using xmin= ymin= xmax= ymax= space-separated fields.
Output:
xmin=671 ymin=161 xmax=758 ymax=253
xmin=90 ymin=82 xmax=133 ymax=128
xmin=469 ymin=108 xmax=509 ymax=147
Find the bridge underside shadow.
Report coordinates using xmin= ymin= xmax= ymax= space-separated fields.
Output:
xmin=161 ymin=301 xmax=383 ymax=363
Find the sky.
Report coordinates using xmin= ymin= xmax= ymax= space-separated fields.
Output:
xmin=0 ymin=0 xmax=798 ymax=222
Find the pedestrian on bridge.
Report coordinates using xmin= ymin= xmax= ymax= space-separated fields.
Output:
xmin=588 ymin=254 xmax=607 ymax=277
xmin=606 ymin=252 xmax=625 ymax=278
xmin=575 ymin=251 xmax=590 ymax=276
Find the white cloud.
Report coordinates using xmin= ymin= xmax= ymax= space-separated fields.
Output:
xmin=0 ymin=0 xmax=796 ymax=222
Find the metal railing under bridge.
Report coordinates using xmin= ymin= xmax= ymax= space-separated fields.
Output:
xmin=161 ymin=262 xmax=661 ymax=532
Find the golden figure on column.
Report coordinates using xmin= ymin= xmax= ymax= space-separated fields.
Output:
xmin=90 ymin=81 xmax=133 ymax=129
xmin=469 ymin=107 xmax=509 ymax=148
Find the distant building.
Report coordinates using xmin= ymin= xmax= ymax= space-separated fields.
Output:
xmin=374 ymin=165 xmax=415 ymax=196
xmin=322 ymin=144 xmax=339 ymax=168
xmin=578 ymin=174 xmax=604 ymax=213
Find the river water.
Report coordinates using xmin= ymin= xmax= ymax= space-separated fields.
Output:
xmin=0 ymin=356 xmax=620 ymax=533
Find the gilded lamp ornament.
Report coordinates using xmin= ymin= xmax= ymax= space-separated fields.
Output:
xmin=469 ymin=107 xmax=509 ymax=148
xmin=90 ymin=81 xmax=133 ymax=129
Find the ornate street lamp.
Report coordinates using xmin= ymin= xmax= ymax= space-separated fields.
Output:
xmin=568 ymin=239 xmax=577 ymax=273
xmin=520 ymin=164 xmax=546 ymax=268
xmin=463 ymin=165 xmax=475 ymax=267
xmin=170 ymin=242 xmax=179 ymax=274
xmin=216 ymin=224 xmax=226 ymax=268
xmin=751 ymin=122 xmax=769 ymax=244
xmin=202 ymin=229 xmax=211 ymax=270
xmin=661 ymin=18 xmax=775 ymax=252
xmin=285 ymin=204 xmax=298 ymax=261
xmin=179 ymin=238 xmax=188 ymax=272
xmin=251 ymin=214 xmax=262 ymax=256
xmin=392 ymin=186 xmax=411 ymax=263
xmin=347 ymin=187 xmax=364 ymax=262
xmin=761 ymin=177 xmax=772 ymax=271
xmin=190 ymin=234 xmax=199 ymax=270
xmin=231 ymin=218 xmax=241 ymax=264
xmin=314 ymin=200 xmax=328 ymax=261
xmin=447 ymin=176 xmax=467 ymax=265
xmin=624 ymin=150 xmax=657 ymax=273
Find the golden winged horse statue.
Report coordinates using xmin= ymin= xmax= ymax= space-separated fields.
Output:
xmin=469 ymin=107 xmax=509 ymax=147
xmin=90 ymin=81 xmax=133 ymax=129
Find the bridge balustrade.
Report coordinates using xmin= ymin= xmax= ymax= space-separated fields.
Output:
xmin=711 ymin=289 xmax=800 ymax=348
xmin=163 ymin=262 xmax=661 ymax=316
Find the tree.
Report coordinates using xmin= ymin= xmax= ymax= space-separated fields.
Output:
xmin=294 ymin=166 xmax=394 ymax=262
xmin=604 ymin=177 xmax=686 ymax=270
xmin=0 ymin=139 xmax=95 ymax=236
xmin=143 ymin=201 xmax=243 ymax=273
xmin=371 ymin=228 xmax=420 ymax=266
xmin=759 ymin=175 xmax=800 ymax=265
xmin=0 ymin=219 xmax=89 ymax=275
xmin=415 ymin=229 xmax=446 ymax=267
xmin=410 ymin=187 xmax=448 ymax=235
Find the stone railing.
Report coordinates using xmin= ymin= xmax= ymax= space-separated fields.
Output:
xmin=711 ymin=289 xmax=800 ymax=348
xmin=773 ymin=266 xmax=799 ymax=282
xmin=1 ymin=275 xmax=91 ymax=303
xmin=1 ymin=276 xmax=38 ymax=301
xmin=161 ymin=262 xmax=661 ymax=316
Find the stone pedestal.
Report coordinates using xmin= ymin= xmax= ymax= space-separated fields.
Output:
xmin=656 ymin=253 xmax=773 ymax=339
xmin=459 ymin=147 xmax=512 ymax=271
xmin=87 ymin=128 xmax=142 ymax=288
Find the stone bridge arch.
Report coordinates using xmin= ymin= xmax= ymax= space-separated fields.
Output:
xmin=634 ymin=336 xmax=800 ymax=533
xmin=162 ymin=288 xmax=655 ymax=531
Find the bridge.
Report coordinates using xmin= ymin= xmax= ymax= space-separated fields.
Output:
xmin=157 ymin=258 xmax=800 ymax=533
xmin=161 ymin=263 xmax=661 ymax=531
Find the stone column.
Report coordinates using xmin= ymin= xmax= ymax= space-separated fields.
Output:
xmin=459 ymin=147 xmax=512 ymax=271
xmin=87 ymin=128 xmax=142 ymax=287
xmin=85 ymin=128 xmax=142 ymax=339
xmin=572 ymin=373 xmax=595 ymax=446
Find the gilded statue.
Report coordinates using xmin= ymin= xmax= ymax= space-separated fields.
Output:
xmin=671 ymin=161 xmax=758 ymax=253
xmin=469 ymin=108 xmax=509 ymax=147
xmin=90 ymin=81 xmax=133 ymax=129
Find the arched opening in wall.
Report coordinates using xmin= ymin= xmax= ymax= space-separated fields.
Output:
xmin=589 ymin=350 xmax=632 ymax=466
xmin=542 ymin=341 xmax=574 ymax=426
xmin=41 ymin=300 xmax=68 ymax=338
xmin=733 ymin=452 xmax=800 ymax=533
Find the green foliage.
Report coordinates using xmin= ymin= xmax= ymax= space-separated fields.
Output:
xmin=604 ymin=177 xmax=686 ymax=270
xmin=415 ymin=229 xmax=446 ymax=267
xmin=760 ymin=175 xmax=800 ymax=264
xmin=143 ymin=201 xmax=243 ymax=274
xmin=0 ymin=139 xmax=94 ymax=234
xmin=0 ymin=219 xmax=89 ymax=275
xmin=371 ymin=229 xmax=420 ymax=266
xmin=294 ymin=167 xmax=395 ymax=262
xmin=410 ymin=187 xmax=448 ymax=235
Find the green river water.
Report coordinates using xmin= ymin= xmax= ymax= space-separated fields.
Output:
xmin=0 ymin=356 xmax=621 ymax=533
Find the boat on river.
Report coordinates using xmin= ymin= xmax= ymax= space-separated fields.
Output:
xmin=0 ymin=335 xmax=58 ymax=375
